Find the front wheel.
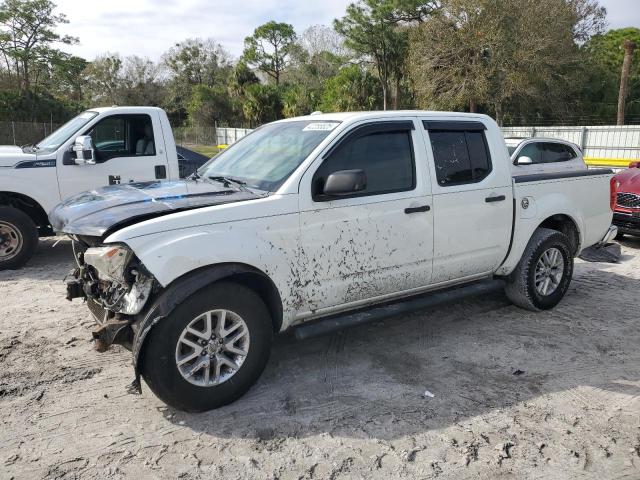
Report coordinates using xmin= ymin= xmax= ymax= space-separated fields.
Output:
xmin=140 ymin=282 xmax=273 ymax=412
xmin=504 ymin=228 xmax=574 ymax=311
xmin=0 ymin=206 xmax=38 ymax=270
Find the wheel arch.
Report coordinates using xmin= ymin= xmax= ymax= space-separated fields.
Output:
xmin=132 ymin=262 xmax=283 ymax=378
xmin=0 ymin=191 xmax=51 ymax=235
xmin=537 ymin=213 xmax=581 ymax=255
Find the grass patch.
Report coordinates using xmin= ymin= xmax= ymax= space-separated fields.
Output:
xmin=187 ymin=145 xmax=220 ymax=158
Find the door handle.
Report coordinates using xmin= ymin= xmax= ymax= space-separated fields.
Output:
xmin=404 ymin=205 xmax=430 ymax=214
xmin=485 ymin=195 xmax=506 ymax=203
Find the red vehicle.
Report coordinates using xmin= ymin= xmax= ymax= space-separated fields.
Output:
xmin=613 ymin=161 xmax=640 ymax=239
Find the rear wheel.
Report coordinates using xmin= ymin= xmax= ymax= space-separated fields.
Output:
xmin=0 ymin=206 xmax=38 ymax=270
xmin=140 ymin=282 xmax=273 ymax=412
xmin=504 ymin=228 xmax=573 ymax=311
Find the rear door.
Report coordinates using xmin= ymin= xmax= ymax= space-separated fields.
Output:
xmin=298 ymin=119 xmax=434 ymax=313
xmin=422 ymin=120 xmax=512 ymax=283
xmin=57 ymin=112 xmax=169 ymax=200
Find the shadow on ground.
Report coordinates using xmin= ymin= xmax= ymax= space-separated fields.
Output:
xmin=159 ymin=263 xmax=640 ymax=442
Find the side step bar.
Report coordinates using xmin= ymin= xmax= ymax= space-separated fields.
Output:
xmin=294 ymin=279 xmax=505 ymax=341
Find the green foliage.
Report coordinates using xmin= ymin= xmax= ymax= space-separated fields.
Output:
xmin=187 ymin=84 xmax=234 ymax=126
xmin=579 ymin=28 xmax=640 ymax=122
xmin=334 ymin=0 xmax=437 ymax=109
xmin=242 ymin=83 xmax=283 ymax=126
xmin=0 ymin=89 xmax=80 ymax=121
xmin=408 ymin=0 xmax=607 ymax=125
xmin=319 ymin=64 xmax=382 ymax=112
xmin=0 ymin=0 xmax=77 ymax=91
xmin=243 ymin=21 xmax=297 ymax=85
xmin=0 ymin=0 xmax=638 ymax=130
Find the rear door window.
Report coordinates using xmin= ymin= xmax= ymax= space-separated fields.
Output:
xmin=427 ymin=127 xmax=492 ymax=186
xmin=543 ymin=143 xmax=576 ymax=163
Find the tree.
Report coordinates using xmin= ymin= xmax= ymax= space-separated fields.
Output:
xmin=243 ymin=21 xmax=297 ymax=85
xmin=242 ymin=83 xmax=282 ymax=126
xmin=617 ymin=39 xmax=637 ymax=125
xmin=162 ymin=38 xmax=232 ymax=124
xmin=582 ymin=28 xmax=640 ymax=124
xmin=83 ymin=54 xmax=123 ymax=106
xmin=334 ymin=0 xmax=438 ymax=110
xmin=163 ymin=38 xmax=231 ymax=87
xmin=120 ymin=55 xmax=166 ymax=106
xmin=319 ymin=64 xmax=382 ymax=112
xmin=0 ymin=0 xmax=77 ymax=91
xmin=49 ymin=54 xmax=86 ymax=101
xmin=299 ymin=24 xmax=350 ymax=59
xmin=408 ymin=0 xmax=606 ymax=125
xmin=187 ymin=84 xmax=233 ymax=127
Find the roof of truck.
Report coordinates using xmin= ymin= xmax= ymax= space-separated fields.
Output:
xmin=279 ymin=110 xmax=494 ymax=123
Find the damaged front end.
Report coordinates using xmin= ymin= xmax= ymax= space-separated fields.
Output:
xmin=66 ymin=238 xmax=157 ymax=352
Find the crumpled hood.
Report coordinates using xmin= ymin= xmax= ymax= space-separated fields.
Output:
xmin=615 ymin=167 xmax=640 ymax=192
xmin=0 ymin=145 xmax=35 ymax=167
xmin=49 ymin=180 xmax=261 ymax=237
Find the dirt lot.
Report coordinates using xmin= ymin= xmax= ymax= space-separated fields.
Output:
xmin=1 ymin=237 xmax=640 ymax=479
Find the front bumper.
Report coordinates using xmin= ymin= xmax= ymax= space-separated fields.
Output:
xmin=613 ymin=212 xmax=640 ymax=237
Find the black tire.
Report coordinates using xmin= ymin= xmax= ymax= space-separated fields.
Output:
xmin=614 ymin=231 xmax=625 ymax=241
xmin=0 ymin=206 xmax=38 ymax=270
xmin=140 ymin=281 xmax=273 ymax=412
xmin=504 ymin=228 xmax=574 ymax=311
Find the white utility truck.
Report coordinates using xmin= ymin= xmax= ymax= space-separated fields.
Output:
xmin=0 ymin=107 xmax=188 ymax=269
xmin=52 ymin=111 xmax=617 ymax=412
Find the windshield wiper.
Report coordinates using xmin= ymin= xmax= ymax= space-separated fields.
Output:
xmin=208 ymin=175 xmax=249 ymax=191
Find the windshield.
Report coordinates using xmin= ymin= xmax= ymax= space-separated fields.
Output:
xmin=35 ymin=111 xmax=99 ymax=152
xmin=198 ymin=120 xmax=340 ymax=191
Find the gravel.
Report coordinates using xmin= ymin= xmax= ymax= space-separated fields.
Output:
xmin=2 ymin=236 xmax=640 ymax=479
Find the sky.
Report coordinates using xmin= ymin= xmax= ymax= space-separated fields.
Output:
xmin=53 ymin=0 xmax=640 ymax=61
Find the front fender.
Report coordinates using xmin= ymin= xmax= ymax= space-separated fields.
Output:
xmin=0 ymin=172 xmax=59 ymax=215
xmin=130 ymin=263 xmax=280 ymax=380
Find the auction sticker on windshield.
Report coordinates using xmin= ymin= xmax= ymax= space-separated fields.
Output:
xmin=302 ymin=122 xmax=340 ymax=132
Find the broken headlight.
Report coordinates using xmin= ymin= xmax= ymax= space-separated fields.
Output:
xmin=84 ymin=245 xmax=133 ymax=283
xmin=82 ymin=244 xmax=153 ymax=315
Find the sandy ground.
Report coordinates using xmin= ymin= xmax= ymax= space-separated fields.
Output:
xmin=1 ymin=237 xmax=640 ymax=480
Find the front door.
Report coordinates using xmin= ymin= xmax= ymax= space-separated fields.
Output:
xmin=298 ymin=119 xmax=434 ymax=314
xmin=57 ymin=112 xmax=169 ymax=200
xmin=422 ymin=120 xmax=512 ymax=283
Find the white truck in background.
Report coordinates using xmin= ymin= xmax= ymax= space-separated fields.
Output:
xmin=0 ymin=107 xmax=201 ymax=270
xmin=52 ymin=110 xmax=618 ymax=412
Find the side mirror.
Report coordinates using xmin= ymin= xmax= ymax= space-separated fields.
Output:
xmin=630 ymin=161 xmax=640 ymax=169
xmin=72 ymin=135 xmax=95 ymax=165
xmin=323 ymin=169 xmax=367 ymax=196
xmin=516 ymin=155 xmax=533 ymax=165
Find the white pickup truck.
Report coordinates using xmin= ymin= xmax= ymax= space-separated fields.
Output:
xmin=52 ymin=111 xmax=617 ymax=412
xmin=0 ymin=106 xmax=194 ymax=270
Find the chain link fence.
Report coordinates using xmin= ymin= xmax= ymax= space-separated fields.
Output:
xmin=172 ymin=126 xmax=253 ymax=148
xmin=0 ymin=121 xmax=60 ymax=146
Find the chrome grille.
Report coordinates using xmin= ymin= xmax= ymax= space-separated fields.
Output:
xmin=617 ymin=192 xmax=640 ymax=209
